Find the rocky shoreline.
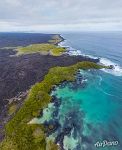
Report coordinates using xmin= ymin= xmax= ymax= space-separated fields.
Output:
xmin=0 ymin=33 xmax=99 ymax=143
xmin=0 ymin=50 xmax=99 ymax=137
xmin=31 ymin=72 xmax=86 ymax=150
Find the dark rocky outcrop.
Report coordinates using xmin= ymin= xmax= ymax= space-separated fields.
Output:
xmin=0 ymin=50 xmax=99 ymax=112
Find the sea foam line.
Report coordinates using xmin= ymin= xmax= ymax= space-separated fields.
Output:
xmin=59 ymin=39 xmax=122 ymax=77
xmin=100 ymin=58 xmax=122 ymax=76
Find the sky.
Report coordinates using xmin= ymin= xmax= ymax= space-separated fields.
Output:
xmin=0 ymin=0 xmax=122 ymax=32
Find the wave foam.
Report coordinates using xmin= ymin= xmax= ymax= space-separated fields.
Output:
xmin=69 ymin=50 xmax=122 ymax=76
xmin=59 ymin=39 xmax=122 ymax=77
xmin=68 ymin=49 xmax=98 ymax=59
xmin=100 ymin=58 xmax=122 ymax=76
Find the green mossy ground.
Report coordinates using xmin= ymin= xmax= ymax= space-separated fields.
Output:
xmin=0 ymin=61 xmax=106 ymax=150
xmin=8 ymin=104 xmax=17 ymax=115
xmin=16 ymin=43 xmax=66 ymax=56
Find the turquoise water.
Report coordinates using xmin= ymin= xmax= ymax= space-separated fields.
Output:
xmin=57 ymin=32 xmax=122 ymax=149
xmin=31 ymin=69 xmax=122 ymax=150
xmin=50 ymin=69 xmax=122 ymax=150
xmin=29 ymin=32 xmax=122 ymax=150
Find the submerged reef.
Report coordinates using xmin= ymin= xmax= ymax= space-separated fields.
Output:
xmin=0 ymin=61 xmax=107 ymax=150
xmin=0 ymin=33 xmax=99 ymax=142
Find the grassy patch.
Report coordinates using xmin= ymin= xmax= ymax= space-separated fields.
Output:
xmin=8 ymin=104 xmax=17 ymax=115
xmin=0 ymin=61 xmax=105 ymax=150
xmin=16 ymin=43 xmax=66 ymax=56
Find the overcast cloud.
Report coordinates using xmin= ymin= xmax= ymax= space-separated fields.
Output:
xmin=0 ymin=0 xmax=122 ymax=31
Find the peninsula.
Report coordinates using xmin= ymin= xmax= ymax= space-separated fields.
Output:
xmin=0 ymin=33 xmax=109 ymax=150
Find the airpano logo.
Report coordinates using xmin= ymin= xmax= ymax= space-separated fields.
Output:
xmin=94 ymin=140 xmax=119 ymax=148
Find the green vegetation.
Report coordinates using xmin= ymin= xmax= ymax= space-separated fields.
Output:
xmin=8 ymin=104 xmax=17 ymax=115
xmin=51 ymin=47 xmax=66 ymax=56
xmin=0 ymin=61 xmax=106 ymax=150
xmin=16 ymin=43 xmax=66 ymax=56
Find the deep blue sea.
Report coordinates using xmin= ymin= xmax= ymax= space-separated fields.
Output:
xmin=61 ymin=32 xmax=122 ymax=70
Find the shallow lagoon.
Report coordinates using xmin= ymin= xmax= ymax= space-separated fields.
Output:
xmin=31 ymin=69 xmax=122 ymax=150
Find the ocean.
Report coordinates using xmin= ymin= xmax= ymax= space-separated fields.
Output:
xmin=38 ymin=32 xmax=122 ymax=150
xmin=0 ymin=32 xmax=122 ymax=150
xmin=61 ymin=32 xmax=122 ymax=76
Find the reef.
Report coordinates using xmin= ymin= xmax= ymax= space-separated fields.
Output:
xmin=0 ymin=61 xmax=107 ymax=150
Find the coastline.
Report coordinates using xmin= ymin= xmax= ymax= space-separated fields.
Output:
xmin=0 ymin=33 xmax=99 ymax=142
xmin=0 ymin=33 xmax=110 ymax=150
xmin=1 ymin=62 xmax=107 ymax=150
xmin=55 ymin=34 xmax=65 ymax=45
xmin=60 ymin=33 xmax=122 ymax=76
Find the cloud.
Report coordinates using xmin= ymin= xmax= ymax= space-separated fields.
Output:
xmin=0 ymin=0 xmax=122 ymax=31
xmin=1 ymin=21 xmax=122 ymax=32
xmin=5 ymin=0 xmax=21 ymax=6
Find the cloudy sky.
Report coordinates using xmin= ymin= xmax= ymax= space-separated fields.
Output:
xmin=0 ymin=0 xmax=122 ymax=32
